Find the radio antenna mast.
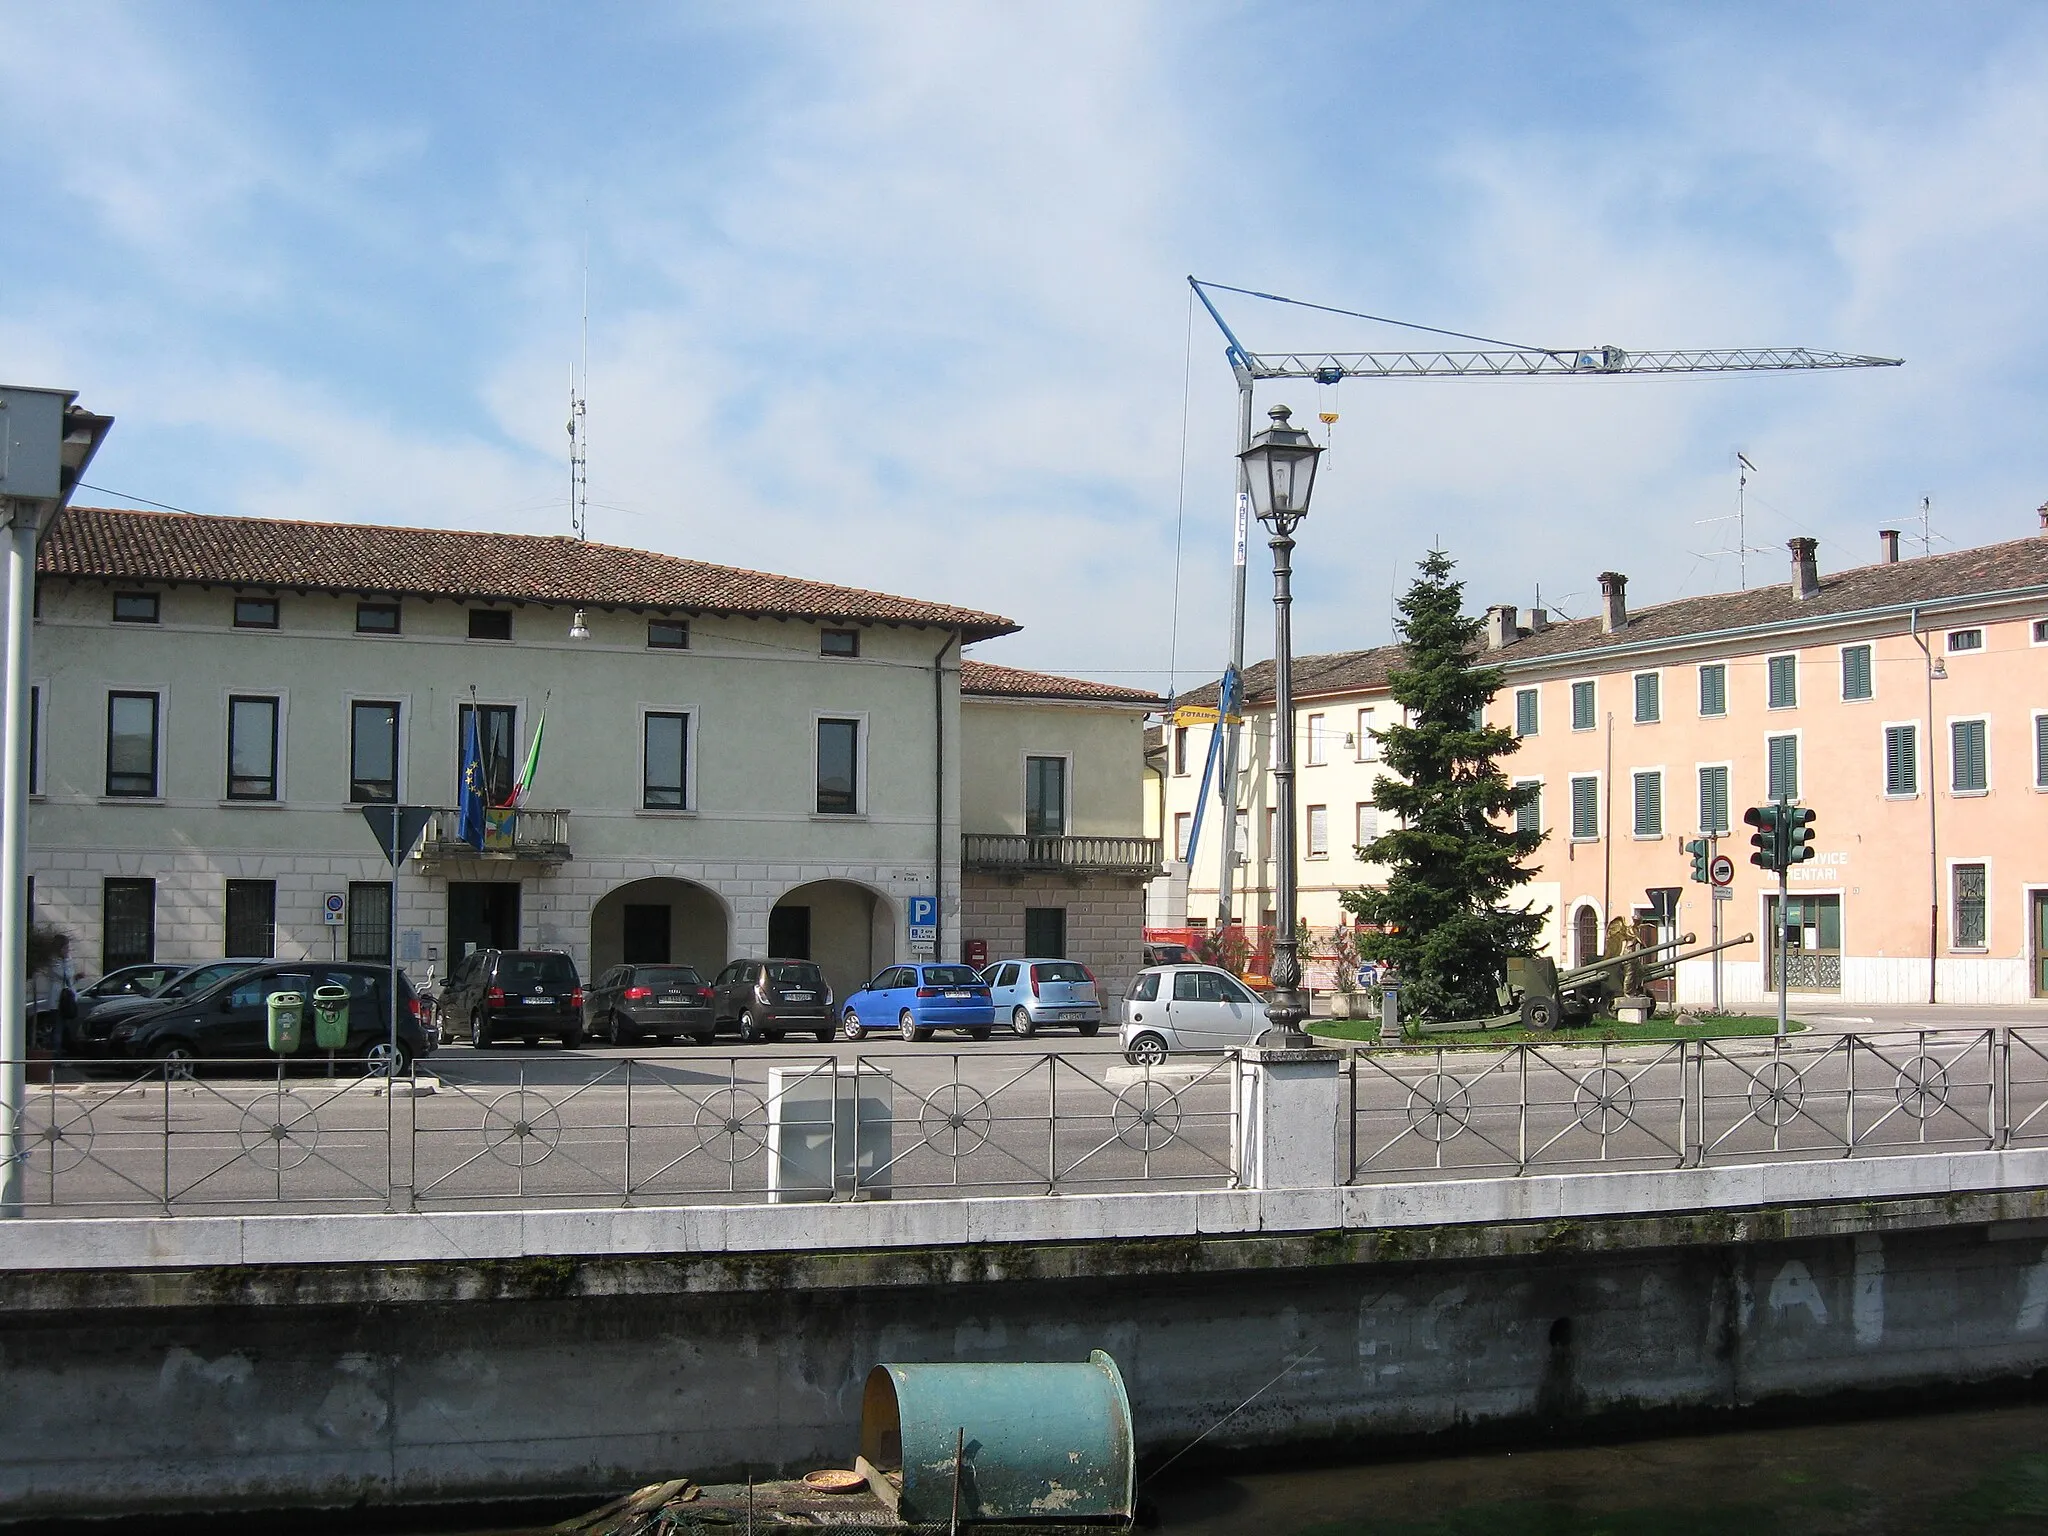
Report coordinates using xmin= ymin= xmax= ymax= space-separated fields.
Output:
xmin=1737 ymin=452 xmax=1756 ymax=589
xmin=568 ymin=240 xmax=590 ymax=542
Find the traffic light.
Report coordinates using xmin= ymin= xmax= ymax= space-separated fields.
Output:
xmin=1744 ymin=804 xmax=1783 ymax=871
xmin=1686 ymin=838 xmax=1709 ymax=883
xmin=1784 ymin=805 xmax=1817 ymax=865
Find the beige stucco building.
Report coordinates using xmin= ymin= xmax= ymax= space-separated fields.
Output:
xmin=19 ymin=507 xmax=1160 ymax=1007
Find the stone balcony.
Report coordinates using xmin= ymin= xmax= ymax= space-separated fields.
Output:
xmin=417 ymin=807 xmax=571 ymax=867
xmin=960 ymin=833 xmax=1163 ymax=880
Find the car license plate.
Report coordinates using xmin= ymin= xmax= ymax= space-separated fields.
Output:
xmin=946 ymin=989 xmax=968 ymax=999
xmin=523 ymin=997 xmax=552 ymax=1005
xmin=785 ymin=991 xmax=813 ymax=1001
xmin=1063 ymin=1010 xmax=1087 ymax=1020
xmin=661 ymin=994 xmax=686 ymax=1004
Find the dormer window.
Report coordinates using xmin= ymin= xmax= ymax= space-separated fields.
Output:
xmin=112 ymin=592 xmax=159 ymax=624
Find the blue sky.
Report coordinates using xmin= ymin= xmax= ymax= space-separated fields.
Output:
xmin=6 ymin=2 xmax=2046 ymax=691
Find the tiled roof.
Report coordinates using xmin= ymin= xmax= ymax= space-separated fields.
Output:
xmin=1493 ymin=534 xmax=2048 ymax=666
xmin=1175 ymin=644 xmax=1407 ymax=709
xmin=960 ymin=659 xmax=1163 ymax=708
xmin=39 ymin=506 xmax=1020 ymax=641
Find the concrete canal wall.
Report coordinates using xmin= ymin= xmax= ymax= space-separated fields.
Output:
xmin=8 ymin=1155 xmax=2048 ymax=1522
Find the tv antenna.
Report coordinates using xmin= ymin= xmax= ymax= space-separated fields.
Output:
xmin=568 ymin=242 xmax=590 ymax=541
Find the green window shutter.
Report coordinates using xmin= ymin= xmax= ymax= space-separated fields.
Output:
xmin=2036 ymin=715 xmax=2048 ymax=790
xmin=1952 ymin=719 xmax=1988 ymax=792
xmin=1768 ymin=655 xmax=1798 ymax=709
xmin=1634 ymin=673 xmax=1660 ymax=722
xmin=1885 ymin=725 xmax=1918 ymax=796
xmin=1767 ymin=735 xmax=1799 ymax=801
xmin=1841 ymin=645 xmax=1872 ymax=700
xmin=1515 ymin=688 xmax=1539 ymax=736
xmin=1515 ymin=780 xmax=1541 ymax=835
xmin=1698 ymin=765 xmax=1729 ymax=832
xmin=1571 ymin=681 xmax=1595 ymax=731
xmin=1698 ymin=664 xmax=1727 ymax=717
xmin=1570 ymin=776 xmax=1599 ymax=839
xmin=1632 ymin=771 xmax=1662 ymax=836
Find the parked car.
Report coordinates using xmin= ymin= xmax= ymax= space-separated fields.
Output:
xmin=586 ymin=964 xmax=716 ymax=1046
xmin=981 ymin=958 xmax=1102 ymax=1037
xmin=1142 ymin=942 xmax=1194 ymax=967
xmin=840 ymin=963 xmax=994 ymax=1042
xmin=75 ymin=963 xmax=183 ymax=1011
xmin=105 ymin=961 xmax=433 ymax=1074
xmin=69 ymin=958 xmax=268 ymax=1054
xmin=441 ymin=949 xmax=586 ymax=1049
xmin=710 ymin=959 xmax=835 ymax=1043
xmin=1120 ymin=964 xmax=1269 ymax=1065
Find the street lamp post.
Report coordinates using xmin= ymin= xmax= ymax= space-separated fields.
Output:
xmin=1238 ymin=405 xmax=1322 ymax=1048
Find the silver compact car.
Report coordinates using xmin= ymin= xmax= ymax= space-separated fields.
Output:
xmin=1120 ymin=964 xmax=1269 ymax=1065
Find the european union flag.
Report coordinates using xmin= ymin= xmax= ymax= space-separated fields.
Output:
xmin=457 ymin=709 xmax=488 ymax=851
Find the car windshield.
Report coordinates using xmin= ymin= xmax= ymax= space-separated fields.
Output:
xmin=767 ymin=964 xmax=823 ymax=986
xmin=922 ymin=966 xmax=982 ymax=986
xmin=638 ymin=967 xmax=703 ymax=989
xmin=1033 ymin=962 xmax=1089 ymax=983
xmin=501 ymin=954 xmax=577 ymax=988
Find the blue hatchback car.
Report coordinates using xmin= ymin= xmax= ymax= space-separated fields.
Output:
xmin=840 ymin=963 xmax=996 ymax=1042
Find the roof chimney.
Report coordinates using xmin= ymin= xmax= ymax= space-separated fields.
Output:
xmin=1597 ymin=571 xmax=1627 ymax=634
xmin=1789 ymin=537 xmax=1820 ymax=600
xmin=1524 ymin=607 xmax=1550 ymax=633
xmin=2038 ymin=501 xmax=2048 ymax=534
xmin=1484 ymin=603 xmax=1517 ymax=650
xmin=1879 ymin=528 xmax=1900 ymax=564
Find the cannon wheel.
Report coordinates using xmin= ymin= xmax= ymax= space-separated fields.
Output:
xmin=1520 ymin=994 xmax=1558 ymax=1032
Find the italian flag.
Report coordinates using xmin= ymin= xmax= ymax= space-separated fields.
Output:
xmin=504 ymin=713 xmax=545 ymax=809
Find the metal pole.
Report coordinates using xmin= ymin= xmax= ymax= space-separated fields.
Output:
xmin=1261 ymin=511 xmax=1308 ymax=1045
xmin=1711 ymin=835 xmax=1723 ymax=1015
xmin=1214 ymin=371 xmax=1254 ymax=935
xmin=1776 ymin=814 xmax=1790 ymax=1038
xmin=389 ymin=819 xmax=401 ymax=1077
xmin=0 ymin=512 xmax=35 ymax=1216
xmin=1912 ymin=608 xmax=1938 ymax=1004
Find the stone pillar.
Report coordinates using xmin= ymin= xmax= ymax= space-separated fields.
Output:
xmin=1232 ymin=1046 xmax=1344 ymax=1189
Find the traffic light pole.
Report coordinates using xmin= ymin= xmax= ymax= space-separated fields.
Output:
xmin=1711 ymin=834 xmax=1723 ymax=1015
xmin=1776 ymin=855 xmax=1790 ymax=1038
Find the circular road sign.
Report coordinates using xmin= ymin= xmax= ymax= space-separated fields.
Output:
xmin=1709 ymin=854 xmax=1735 ymax=888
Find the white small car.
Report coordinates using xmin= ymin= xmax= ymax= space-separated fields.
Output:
xmin=1120 ymin=964 xmax=1269 ymax=1065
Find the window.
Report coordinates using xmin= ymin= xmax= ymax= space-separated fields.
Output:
xmin=355 ymin=602 xmax=400 ymax=635
xmin=1514 ymin=688 xmax=1538 ymax=737
xmin=1951 ymin=718 xmax=1988 ymax=794
xmin=1953 ymin=863 xmax=1988 ymax=949
xmin=1886 ymin=725 xmax=1919 ymax=796
xmin=348 ymin=881 xmax=392 ymax=963
xmin=1356 ymin=707 xmax=1379 ymax=761
xmin=1024 ymin=906 xmax=1066 ymax=959
xmin=1306 ymin=713 xmax=1326 ymax=766
xmin=1841 ymin=644 xmax=1873 ymax=701
xmin=648 ymin=619 xmax=690 ymax=650
xmin=2037 ymin=715 xmax=2048 ymax=791
xmin=1947 ymin=628 xmax=1983 ymax=653
xmin=468 ymin=608 xmax=512 ymax=641
xmin=1699 ymin=663 xmax=1728 ymax=718
xmin=1767 ymin=734 xmax=1800 ymax=802
xmin=1356 ymin=800 xmax=1379 ymax=848
xmin=817 ymin=718 xmax=860 ymax=813
xmin=1633 ymin=673 xmax=1660 ymax=724
xmin=1263 ymin=807 xmax=1277 ymax=863
xmin=350 ymin=701 xmax=400 ymax=803
xmin=1025 ymin=756 xmax=1067 ymax=836
xmin=233 ymin=596 xmax=278 ymax=629
xmin=225 ymin=880 xmax=276 ymax=959
xmin=1767 ymin=654 xmax=1798 ymax=709
xmin=1513 ymin=779 xmax=1540 ymax=836
xmin=643 ymin=712 xmax=689 ymax=809
xmin=458 ymin=703 xmax=517 ymax=805
xmin=226 ymin=695 xmax=280 ymax=800
xmin=103 ymin=879 xmax=155 ymax=966
xmin=1306 ymin=804 xmax=1328 ymax=858
xmin=1632 ymin=770 xmax=1663 ymax=837
xmin=1698 ymin=765 xmax=1730 ymax=833
xmin=1570 ymin=775 xmax=1600 ymax=840
xmin=112 ymin=592 xmax=159 ymax=624
xmin=27 ymin=684 xmax=40 ymax=795
xmin=1172 ymin=727 xmax=1189 ymax=776
xmin=821 ymin=628 xmax=859 ymax=657
xmin=2035 ymin=618 xmax=2048 ymax=645
xmin=1571 ymin=680 xmax=1596 ymax=731
xmin=1173 ymin=812 xmax=1192 ymax=862
xmin=105 ymin=692 xmax=160 ymax=797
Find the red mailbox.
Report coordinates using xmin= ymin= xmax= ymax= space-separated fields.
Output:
xmin=964 ymin=938 xmax=988 ymax=968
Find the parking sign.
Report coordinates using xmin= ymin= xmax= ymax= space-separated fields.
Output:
xmin=908 ymin=894 xmax=937 ymax=951
xmin=323 ymin=893 xmax=346 ymax=926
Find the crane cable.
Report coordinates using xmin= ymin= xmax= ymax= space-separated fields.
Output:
xmin=1166 ymin=284 xmax=1195 ymax=703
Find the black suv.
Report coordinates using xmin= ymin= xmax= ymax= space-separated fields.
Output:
xmin=709 ymin=958 xmax=834 ymax=1043
xmin=107 ymin=962 xmax=432 ymax=1074
xmin=443 ymin=949 xmax=585 ymax=1049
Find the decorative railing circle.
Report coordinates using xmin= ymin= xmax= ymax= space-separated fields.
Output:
xmin=238 ymin=1091 xmax=321 ymax=1172
xmin=918 ymin=1084 xmax=993 ymax=1158
xmin=482 ymin=1089 xmax=563 ymax=1168
xmin=1406 ymin=1072 xmax=1473 ymax=1143
xmin=1112 ymin=1080 xmax=1184 ymax=1153
xmin=691 ymin=1087 xmax=768 ymax=1165
xmin=27 ymin=1100 xmax=95 ymax=1175
xmin=1894 ymin=1054 xmax=1952 ymax=1121
xmin=1573 ymin=1066 xmax=1637 ymax=1136
xmin=1745 ymin=1060 xmax=1806 ymax=1127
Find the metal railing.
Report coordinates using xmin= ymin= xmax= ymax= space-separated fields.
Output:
xmin=960 ymin=834 xmax=1163 ymax=877
xmin=9 ymin=1051 xmax=1236 ymax=1215
xmin=417 ymin=807 xmax=571 ymax=863
xmin=1348 ymin=1029 xmax=2048 ymax=1182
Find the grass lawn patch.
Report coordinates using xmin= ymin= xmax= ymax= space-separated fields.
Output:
xmin=1309 ymin=1013 xmax=1804 ymax=1047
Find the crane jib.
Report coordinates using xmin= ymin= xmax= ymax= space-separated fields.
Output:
xmin=1241 ymin=347 xmax=1905 ymax=380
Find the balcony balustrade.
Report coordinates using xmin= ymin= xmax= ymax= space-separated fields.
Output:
xmin=961 ymin=833 xmax=1163 ymax=878
xmin=417 ymin=807 xmax=571 ymax=866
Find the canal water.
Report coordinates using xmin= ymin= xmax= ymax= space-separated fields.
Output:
xmin=1147 ymin=1401 xmax=2048 ymax=1534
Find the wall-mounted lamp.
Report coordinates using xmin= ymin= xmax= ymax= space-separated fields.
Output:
xmin=1930 ymin=656 xmax=1947 ymax=680
xmin=569 ymin=608 xmax=590 ymax=641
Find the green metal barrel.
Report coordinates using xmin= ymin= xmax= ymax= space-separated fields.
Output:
xmin=858 ymin=1350 xmax=1132 ymax=1524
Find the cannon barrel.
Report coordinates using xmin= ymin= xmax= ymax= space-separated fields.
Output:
xmin=1640 ymin=931 xmax=1756 ymax=975
xmin=1556 ymin=933 xmax=1696 ymax=989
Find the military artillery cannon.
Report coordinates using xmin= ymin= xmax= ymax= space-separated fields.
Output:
xmin=1416 ymin=930 xmax=1755 ymax=1035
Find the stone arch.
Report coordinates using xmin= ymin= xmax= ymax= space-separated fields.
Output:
xmin=589 ymin=877 xmax=732 ymax=982
xmin=768 ymin=879 xmax=898 ymax=1002
xmin=1572 ymin=903 xmax=1602 ymax=969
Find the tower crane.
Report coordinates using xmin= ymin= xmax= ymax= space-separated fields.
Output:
xmin=1181 ymin=275 xmax=1903 ymax=940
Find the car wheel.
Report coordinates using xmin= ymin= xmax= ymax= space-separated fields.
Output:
xmin=1077 ymin=1022 xmax=1100 ymax=1038
xmin=968 ymin=1028 xmax=992 ymax=1042
xmin=842 ymin=1009 xmax=866 ymax=1042
xmin=655 ymin=1034 xmax=676 ymax=1046
xmin=815 ymin=1028 xmax=834 ymax=1044
xmin=740 ymin=1010 xmax=763 ymax=1045
xmin=690 ymin=1032 xmax=714 ymax=1046
xmin=899 ymin=1010 xmax=919 ymax=1044
xmin=523 ymin=1037 xmax=540 ymax=1048
xmin=561 ymin=1025 xmax=585 ymax=1049
xmin=1126 ymin=1033 xmax=1169 ymax=1067
xmin=152 ymin=1041 xmax=199 ymax=1080
xmin=1010 ymin=1005 xmax=1036 ymax=1039
xmin=363 ymin=1040 xmax=412 ymax=1078
xmin=470 ymin=1012 xmax=493 ymax=1049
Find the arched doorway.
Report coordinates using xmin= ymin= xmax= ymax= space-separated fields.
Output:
xmin=1572 ymin=904 xmax=1601 ymax=969
xmin=770 ymin=879 xmax=893 ymax=1003
xmin=590 ymin=878 xmax=730 ymax=981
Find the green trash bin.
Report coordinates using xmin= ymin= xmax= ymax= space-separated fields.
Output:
xmin=310 ymin=985 xmax=351 ymax=1050
xmin=266 ymin=991 xmax=305 ymax=1054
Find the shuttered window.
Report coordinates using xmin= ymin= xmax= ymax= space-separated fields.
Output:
xmin=1885 ymin=725 xmax=1919 ymax=796
xmin=1515 ymin=688 xmax=1539 ymax=737
xmin=1570 ymin=776 xmax=1600 ymax=840
xmin=1355 ymin=800 xmax=1379 ymax=848
xmin=1841 ymin=644 xmax=1873 ymax=701
xmin=1571 ymin=681 xmax=1596 ymax=731
xmin=1953 ymin=863 xmax=1988 ymax=949
xmin=1767 ymin=735 xmax=1800 ymax=802
xmin=1697 ymin=765 xmax=1730 ymax=833
xmin=1634 ymin=673 xmax=1660 ymax=723
xmin=1767 ymin=655 xmax=1799 ymax=709
xmin=2036 ymin=715 xmax=2048 ymax=790
xmin=1632 ymin=770 xmax=1663 ymax=837
xmin=1698 ymin=664 xmax=1727 ymax=717
xmin=1514 ymin=780 xmax=1540 ymax=836
xmin=1306 ymin=804 xmax=1328 ymax=858
xmin=1951 ymin=719 xmax=1988 ymax=793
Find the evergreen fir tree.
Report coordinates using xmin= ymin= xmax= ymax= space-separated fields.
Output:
xmin=1342 ymin=549 xmax=1545 ymax=1021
